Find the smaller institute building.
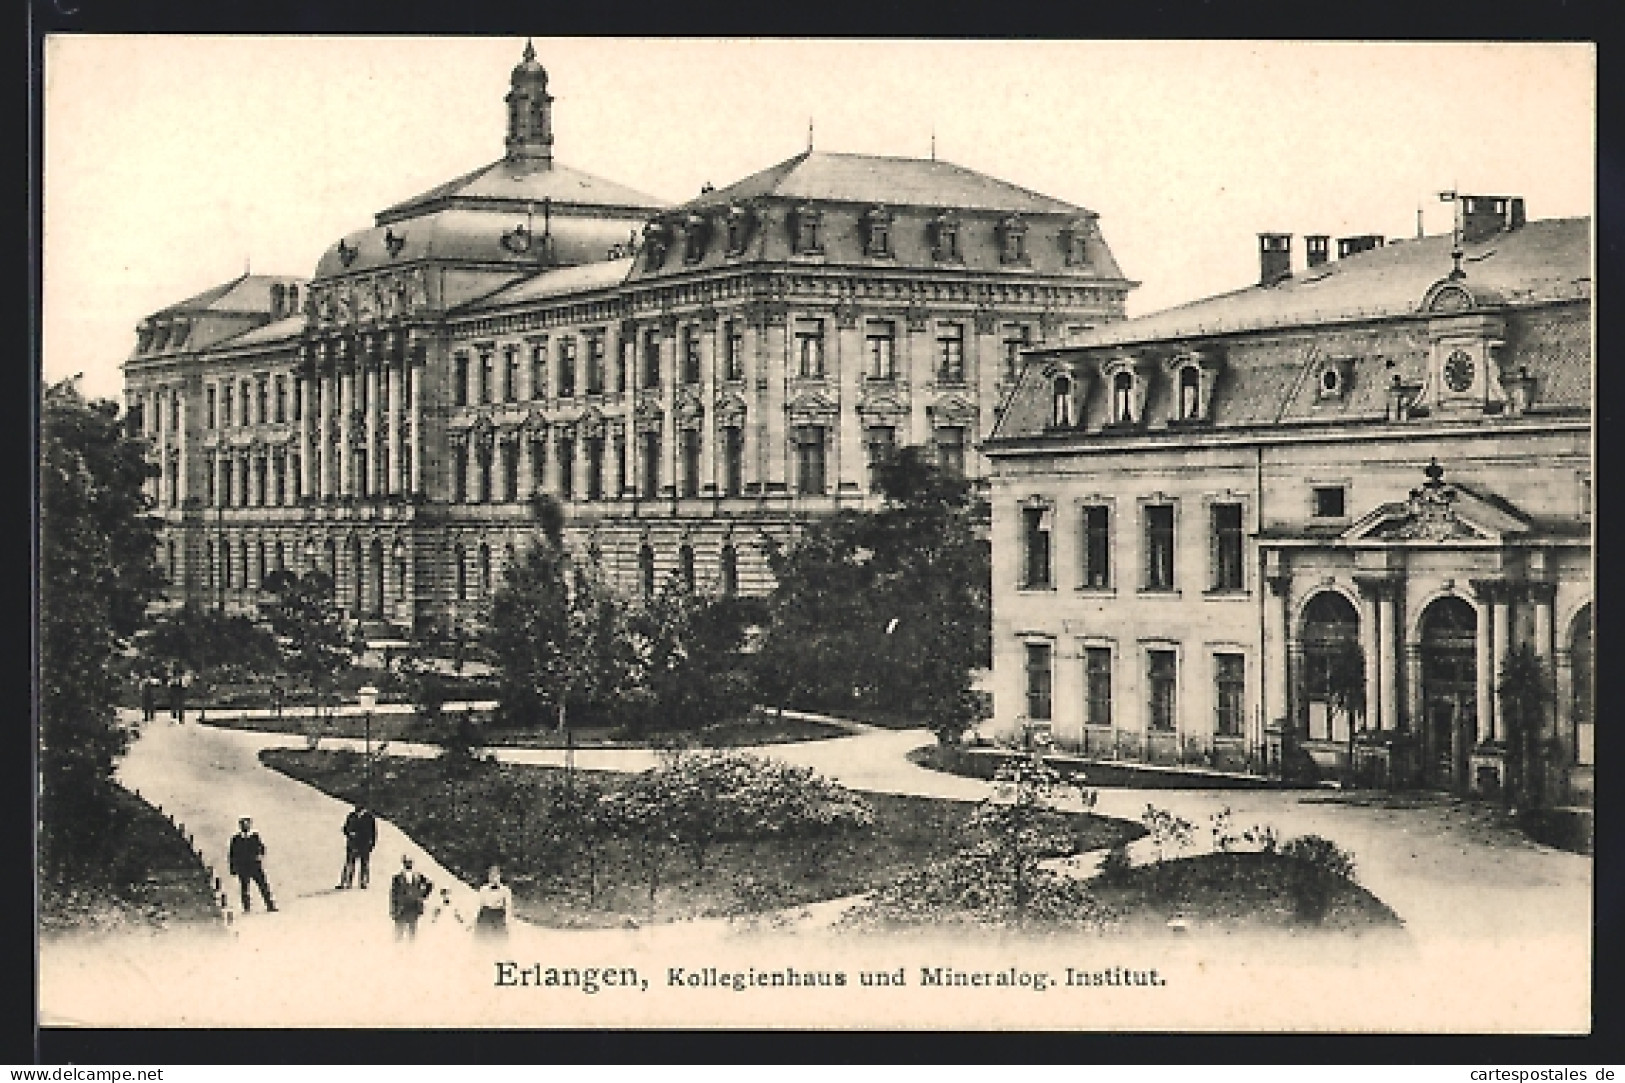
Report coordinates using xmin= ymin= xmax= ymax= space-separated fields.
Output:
xmin=984 ymin=197 xmax=1591 ymax=808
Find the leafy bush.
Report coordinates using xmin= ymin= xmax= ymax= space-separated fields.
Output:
xmin=1280 ymin=834 xmax=1357 ymax=882
xmin=841 ymin=847 xmax=1115 ymax=932
xmin=1279 ymin=833 xmax=1358 ymax=923
xmin=1095 ymin=844 xmax=1133 ymax=885
xmin=1141 ymin=804 xmax=1195 ymax=863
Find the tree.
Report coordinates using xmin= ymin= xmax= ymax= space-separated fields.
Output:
xmin=757 ymin=446 xmax=991 ymax=744
xmin=1498 ymin=643 xmax=1551 ymax=811
xmin=1321 ymin=641 xmax=1367 ymax=783
xmin=484 ymin=494 xmax=635 ymax=731
xmin=259 ymin=569 xmax=352 ymax=728
xmin=143 ymin=603 xmax=280 ymax=680
xmin=625 ymin=575 xmax=755 ymax=735
xmin=39 ymin=379 xmax=164 ymax=881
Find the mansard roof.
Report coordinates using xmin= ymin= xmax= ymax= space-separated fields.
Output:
xmin=375 ymin=158 xmax=667 ymax=226
xmin=456 ymin=256 xmax=635 ymax=313
xmin=1072 ymin=217 xmax=1589 ymax=349
xmin=685 ymin=150 xmax=1088 ymax=216
xmin=149 ymin=273 xmax=306 ymax=319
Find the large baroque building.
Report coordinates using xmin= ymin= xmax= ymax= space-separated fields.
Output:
xmin=123 ymin=42 xmax=1132 ymax=641
xmin=985 ymin=197 xmax=1592 ymax=806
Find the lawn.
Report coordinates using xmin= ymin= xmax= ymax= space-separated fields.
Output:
xmin=260 ymin=748 xmax=1142 ymax=928
xmin=205 ymin=708 xmax=847 ymax=749
xmin=39 ymin=784 xmax=224 ymax=937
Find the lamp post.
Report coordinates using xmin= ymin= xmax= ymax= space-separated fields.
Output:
xmin=359 ymin=684 xmax=379 ymax=805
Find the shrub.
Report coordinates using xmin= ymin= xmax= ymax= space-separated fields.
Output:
xmin=1280 ymin=834 xmax=1357 ymax=882
xmin=1141 ymin=804 xmax=1195 ymax=863
xmin=840 ymin=848 xmax=1115 ymax=932
xmin=1094 ymin=844 xmax=1133 ymax=885
xmin=1280 ymin=833 xmax=1357 ymax=924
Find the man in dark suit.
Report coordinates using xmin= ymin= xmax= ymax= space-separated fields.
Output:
xmin=228 ymin=817 xmax=277 ymax=913
xmin=389 ymin=855 xmax=432 ymax=940
xmin=338 ymin=803 xmax=378 ymax=889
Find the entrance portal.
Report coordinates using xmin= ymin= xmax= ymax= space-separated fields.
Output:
xmin=1420 ymin=595 xmax=1477 ymax=790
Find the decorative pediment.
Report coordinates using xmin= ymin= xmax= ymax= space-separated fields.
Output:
xmin=1342 ymin=460 xmax=1532 ymax=544
xmin=674 ymin=388 xmax=706 ymax=431
xmin=787 ymin=390 xmax=840 ymax=421
xmin=857 ymin=391 xmax=908 ymax=421
xmin=931 ymin=393 xmax=978 ymax=428
xmin=714 ymin=391 xmax=747 ymax=429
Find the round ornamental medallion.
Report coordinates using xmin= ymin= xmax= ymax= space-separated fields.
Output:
xmin=1444 ymin=349 xmax=1475 ymax=393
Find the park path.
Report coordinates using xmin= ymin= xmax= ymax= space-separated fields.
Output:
xmin=39 ymin=710 xmax=1592 ymax=1029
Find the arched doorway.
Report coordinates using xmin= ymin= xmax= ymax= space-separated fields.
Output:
xmin=367 ymin=538 xmax=385 ymax=619
xmin=1571 ymin=604 xmax=1593 ymax=766
xmin=1420 ymin=595 xmax=1478 ymax=790
xmin=1299 ymin=591 xmax=1362 ymax=745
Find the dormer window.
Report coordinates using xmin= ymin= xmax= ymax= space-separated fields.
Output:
xmin=725 ymin=205 xmax=752 ymax=256
xmin=1165 ymin=351 xmax=1223 ymax=423
xmin=1112 ymin=371 xmax=1134 ymax=423
xmin=930 ymin=211 xmax=961 ymax=261
xmin=137 ymin=325 xmax=154 ymax=353
xmin=642 ymin=222 xmax=671 ymax=270
xmin=1315 ymin=357 xmax=1354 ymax=400
xmin=1177 ymin=366 xmax=1200 ymax=420
xmin=1052 ymin=375 xmax=1075 ymax=428
xmin=862 ymin=206 xmax=893 ymax=257
xmin=998 ymin=215 xmax=1029 ymax=265
xmin=793 ymin=204 xmax=823 ymax=254
xmin=1062 ymin=218 xmax=1092 ymax=267
xmin=683 ymin=214 xmax=709 ymax=263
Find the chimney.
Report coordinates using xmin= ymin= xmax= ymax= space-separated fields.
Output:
xmin=1305 ymin=235 xmax=1330 ymax=269
xmin=1258 ymin=233 xmax=1292 ymax=285
xmin=1337 ymin=234 xmax=1385 ymax=260
xmin=1459 ymin=195 xmax=1521 ymax=244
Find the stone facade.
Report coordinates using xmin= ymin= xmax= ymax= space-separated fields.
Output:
xmin=984 ymin=206 xmax=1592 ymax=804
xmin=121 ymin=42 xmax=1133 ymax=642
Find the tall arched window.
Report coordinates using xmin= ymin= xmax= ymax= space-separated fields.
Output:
xmin=719 ymin=544 xmax=738 ymax=597
xmin=678 ymin=544 xmax=696 ymax=593
xmin=639 ymin=544 xmax=656 ymax=599
xmin=1052 ymin=375 xmax=1074 ymax=428
xmin=1112 ymin=371 xmax=1135 ymax=424
xmin=222 ymin=540 xmax=234 ymax=589
xmin=1300 ymin=591 xmax=1362 ymax=743
xmin=479 ymin=544 xmax=492 ymax=596
xmin=1178 ymin=366 xmax=1201 ymax=420
xmin=455 ymin=544 xmax=468 ymax=601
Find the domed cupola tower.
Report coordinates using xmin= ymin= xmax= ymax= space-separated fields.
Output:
xmin=505 ymin=39 xmax=554 ymax=167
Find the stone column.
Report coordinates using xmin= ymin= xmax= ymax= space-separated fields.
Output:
xmin=1492 ymin=588 xmax=1512 ymax=744
xmin=386 ymin=348 xmax=403 ymax=497
xmin=906 ymin=310 xmax=932 ymax=447
xmin=1405 ymin=644 xmax=1425 ymax=735
xmin=764 ymin=311 xmax=788 ymax=493
xmin=660 ymin=318 xmax=678 ymax=500
xmin=1529 ymin=581 xmax=1556 ymax=740
xmin=1380 ymin=587 xmax=1401 ymax=731
xmin=299 ymin=367 xmax=315 ymax=498
xmin=1356 ymin=578 xmax=1383 ymax=732
xmin=1471 ymin=580 xmax=1497 ymax=745
xmin=407 ymin=348 xmax=422 ymax=495
xmin=338 ymin=351 xmax=355 ymax=497
xmin=700 ymin=317 xmax=718 ymax=497
xmin=1265 ymin=571 xmax=1291 ymax=728
xmin=364 ymin=348 xmax=380 ymax=498
xmin=836 ymin=309 xmax=862 ymax=498
xmin=972 ymin=310 xmax=999 ymax=482
xmin=743 ymin=318 xmax=762 ymax=495
xmin=547 ymin=430 xmax=566 ymax=497
xmin=175 ymin=395 xmax=188 ymax=505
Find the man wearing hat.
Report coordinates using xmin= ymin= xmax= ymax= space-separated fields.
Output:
xmin=228 ymin=817 xmax=277 ymax=913
xmin=389 ymin=854 xmax=432 ymax=940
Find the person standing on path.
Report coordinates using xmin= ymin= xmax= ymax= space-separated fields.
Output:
xmin=139 ymin=677 xmax=156 ymax=722
xmin=338 ymin=803 xmax=378 ymax=889
xmin=228 ymin=817 xmax=277 ymax=913
xmin=472 ymin=865 xmax=512 ymax=940
xmin=389 ymin=856 xmax=432 ymax=940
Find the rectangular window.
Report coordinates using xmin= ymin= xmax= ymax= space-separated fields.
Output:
xmin=935 ymin=426 xmax=965 ymax=478
xmin=865 ymin=426 xmax=895 ymax=492
xmin=795 ymin=320 xmax=825 ymax=379
xmin=586 ymin=336 xmax=606 ymax=395
xmin=478 ymin=351 xmax=493 ymax=404
xmin=640 ymin=431 xmax=660 ymax=498
xmin=454 ymin=354 xmax=469 ymax=407
xmin=273 ymin=454 xmax=286 ymax=505
xmin=557 ymin=438 xmax=575 ymax=500
xmin=586 ymin=437 xmax=605 ymax=500
xmin=529 ymin=437 xmax=546 ymax=494
xmin=725 ymin=324 xmax=746 ymax=382
xmin=680 ymin=430 xmax=701 ymax=497
xmin=1313 ymin=485 xmax=1347 ymax=518
xmin=292 ymin=377 xmax=303 ymax=421
xmin=1025 ymin=643 xmax=1053 ymax=722
xmin=222 ymin=383 xmax=233 ymax=426
xmin=723 ymin=427 xmax=744 ymax=496
xmin=866 ymin=322 xmax=895 ymax=380
xmin=643 ymin=329 xmax=661 ymax=389
xmin=1211 ymin=502 xmax=1245 ymax=591
xmin=1215 ymin=653 xmax=1246 ymax=737
xmin=1003 ymin=325 xmax=1032 ymax=382
xmin=1145 ymin=504 xmax=1175 ymax=591
xmin=274 ymin=376 xmax=287 ymax=423
xmin=503 ymin=444 xmax=518 ymax=502
xmin=682 ymin=327 xmax=701 ymax=385
xmin=256 ymin=379 xmax=268 ymax=425
xmin=1148 ymin=649 xmax=1178 ymax=732
xmin=1081 ymin=504 xmax=1110 ymax=588
xmin=795 ymin=426 xmax=826 ymax=495
xmin=499 ymin=347 xmax=516 ymax=403
xmin=1022 ymin=506 xmax=1052 ymax=589
xmin=207 ymin=457 xmax=218 ymax=506
xmin=452 ymin=445 xmax=467 ymax=502
xmin=616 ymin=337 xmax=632 ymax=393
xmin=549 ymin=339 xmax=572 ymax=398
xmin=207 ymin=387 xmax=217 ymax=429
xmin=938 ymin=324 xmax=966 ymax=384
xmin=239 ymin=384 xmax=250 ymax=427
xmin=531 ymin=344 xmax=547 ymax=401
xmin=1085 ymin=647 xmax=1113 ymax=728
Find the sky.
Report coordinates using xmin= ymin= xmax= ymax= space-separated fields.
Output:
xmin=41 ymin=37 xmax=1594 ymax=403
